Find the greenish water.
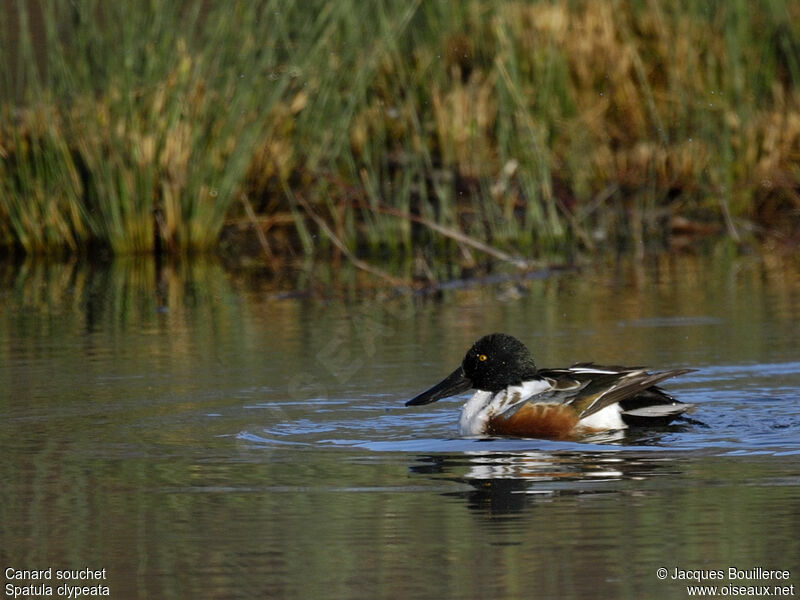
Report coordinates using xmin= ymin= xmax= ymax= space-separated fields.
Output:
xmin=2 ymin=252 xmax=800 ymax=599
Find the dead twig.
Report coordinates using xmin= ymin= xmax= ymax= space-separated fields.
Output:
xmin=240 ymin=193 xmax=276 ymax=265
xmin=351 ymin=201 xmax=531 ymax=269
xmin=718 ymin=193 xmax=741 ymax=242
xmin=289 ymin=190 xmax=411 ymax=287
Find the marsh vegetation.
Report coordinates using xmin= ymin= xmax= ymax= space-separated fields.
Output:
xmin=2 ymin=1 xmax=799 ymax=267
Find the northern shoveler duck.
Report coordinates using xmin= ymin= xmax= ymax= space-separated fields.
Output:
xmin=405 ymin=333 xmax=696 ymax=439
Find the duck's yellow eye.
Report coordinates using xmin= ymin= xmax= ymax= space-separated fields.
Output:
xmin=478 ymin=354 xmax=488 ymax=362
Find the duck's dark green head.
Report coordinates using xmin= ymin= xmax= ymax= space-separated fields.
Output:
xmin=405 ymin=333 xmax=538 ymax=405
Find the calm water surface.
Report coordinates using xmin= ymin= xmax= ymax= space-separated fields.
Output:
xmin=2 ymin=252 xmax=800 ymax=599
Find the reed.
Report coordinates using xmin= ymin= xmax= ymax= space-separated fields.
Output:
xmin=1 ymin=1 xmax=799 ymax=259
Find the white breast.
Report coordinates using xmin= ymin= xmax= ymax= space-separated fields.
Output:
xmin=458 ymin=379 xmax=553 ymax=436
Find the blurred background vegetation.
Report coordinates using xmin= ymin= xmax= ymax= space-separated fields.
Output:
xmin=1 ymin=0 xmax=799 ymax=264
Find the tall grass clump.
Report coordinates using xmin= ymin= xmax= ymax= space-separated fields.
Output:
xmin=2 ymin=1 xmax=799 ymax=260
xmin=336 ymin=0 xmax=800 ymax=255
xmin=1 ymin=0 xmax=420 ymax=254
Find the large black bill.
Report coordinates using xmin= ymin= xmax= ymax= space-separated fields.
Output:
xmin=405 ymin=366 xmax=472 ymax=406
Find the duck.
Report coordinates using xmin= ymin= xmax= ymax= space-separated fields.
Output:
xmin=405 ymin=332 xmax=696 ymax=439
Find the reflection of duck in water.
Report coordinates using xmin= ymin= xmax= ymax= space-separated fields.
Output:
xmin=412 ymin=451 xmax=684 ymax=518
xmin=405 ymin=333 xmax=696 ymax=440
